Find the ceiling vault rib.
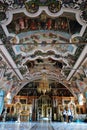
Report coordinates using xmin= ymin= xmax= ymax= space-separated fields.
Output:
xmin=67 ymin=45 xmax=87 ymax=81
xmin=0 ymin=40 xmax=23 ymax=80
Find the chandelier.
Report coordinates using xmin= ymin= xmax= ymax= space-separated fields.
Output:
xmin=37 ymin=74 xmax=51 ymax=94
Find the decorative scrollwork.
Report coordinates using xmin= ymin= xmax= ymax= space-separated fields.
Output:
xmin=79 ymin=1 xmax=87 ymax=23
xmin=48 ymin=1 xmax=62 ymax=13
xmin=80 ymin=10 xmax=87 ymax=23
xmin=25 ymin=2 xmax=39 ymax=13
xmin=0 ymin=25 xmax=6 ymax=40
xmin=0 ymin=12 xmax=6 ymax=21
xmin=71 ymin=36 xmax=86 ymax=43
xmin=0 ymin=1 xmax=8 ymax=12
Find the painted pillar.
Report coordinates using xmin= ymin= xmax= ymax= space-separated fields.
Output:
xmin=0 ymin=90 xmax=5 ymax=115
xmin=85 ymin=92 xmax=87 ymax=113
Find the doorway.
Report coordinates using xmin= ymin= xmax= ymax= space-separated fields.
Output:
xmin=37 ymin=95 xmax=52 ymax=121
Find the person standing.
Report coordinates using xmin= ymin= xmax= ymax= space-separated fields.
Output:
xmin=70 ymin=109 xmax=73 ymax=122
xmin=62 ymin=109 xmax=67 ymax=122
xmin=67 ymin=109 xmax=72 ymax=123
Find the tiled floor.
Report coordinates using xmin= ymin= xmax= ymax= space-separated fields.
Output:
xmin=0 ymin=122 xmax=87 ymax=130
xmin=51 ymin=122 xmax=87 ymax=130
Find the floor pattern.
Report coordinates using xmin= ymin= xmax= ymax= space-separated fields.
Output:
xmin=51 ymin=122 xmax=87 ymax=130
xmin=0 ymin=122 xmax=87 ymax=130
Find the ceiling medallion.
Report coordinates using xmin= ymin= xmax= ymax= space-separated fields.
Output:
xmin=25 ymin=1 xmax=39 ymax=13
xmin=25 ymin=0 xmax=62 ymax=13
xmin=48 ymin=1 xmax=62 ymax=13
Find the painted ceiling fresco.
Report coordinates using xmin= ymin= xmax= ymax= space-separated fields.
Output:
xmin=71 ymin=57 xmax=87 ymax=95
xmin=0 ymin=51 xmax=20 ymax=97
xmin=0 ymin=0 xmax=87 ymax=99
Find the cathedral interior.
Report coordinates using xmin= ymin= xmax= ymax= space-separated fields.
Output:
xmin=0 ymin=0 xmax=87 ymax=129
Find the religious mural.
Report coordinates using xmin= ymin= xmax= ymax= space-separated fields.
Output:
xmin=6 ymin=13 xmax=81 ymax=43
xmin=0 ymin=0 xmax=87 ymax=44
xmin=0 ymin=2 xmax=85 ymax=81
xmin=71 ymin=57 xmax=87 ymax=97
xmin=5 ymin=44 xmax=84 ymax=79
xmin=0 ymin=52 xmax=20 ymax=98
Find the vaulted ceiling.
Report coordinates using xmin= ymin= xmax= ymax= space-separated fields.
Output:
xmin=0 ymin=0 xmax=87 ymax=99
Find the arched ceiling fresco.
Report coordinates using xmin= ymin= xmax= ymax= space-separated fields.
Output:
xmin=0 ymin=0 xmax=87 ymax=99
